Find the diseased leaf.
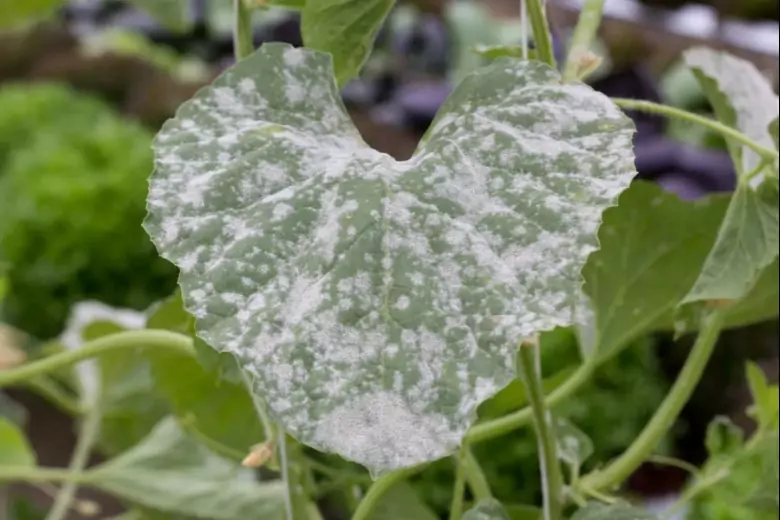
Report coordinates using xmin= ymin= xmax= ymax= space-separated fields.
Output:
xmin=146 ymin=293 xmax=266 ymax=454
xmin=682 ymin=178 xmax=779 ymax=305
xmin=370 ymin=482 xmax=438 ymax=520
xmin=87 ymin=418 xmax=286 ymax=520
xmin=0 ymin=417 xmax=34 ymax=467
xmin=570 ymin=502 xmax=659 ymax=520
xmin=582 ymin=181 xmax=732 ymax=358
xmin=553 ymin=416 xmax=593 ymax=471
xmin=463 ymin=499 xmax=512 ymax=520
xmin=301 ymin=0 xmax=394 ymax=86
xmin=128 ymin=0 xmax=192 ymax=33
xmin=145 ymin=43 xmax=636 ymax=474
xmin=0 ymin=0 xmax=62 ymax=29
xmin=683 ymin=48 xmax=779 ymax=176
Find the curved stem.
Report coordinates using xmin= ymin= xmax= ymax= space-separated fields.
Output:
xmin=466 ymin=360 xmax=596 ymax=444
xmin=518 ymin=343 xmax=564 ymax=520
xmin=22 ymin=377 xmax=83 ymax=415
xmin=612 ymin=98 xmax=780 ymax=163
xmin=464 ymin=448 xmax=492 ymax=501
xmin=46 ymin=403 xmax=102 ymax=520
xmin=0 ymin=330 xmax=195 ymax=388
xmin=234 ymin=0 xmax=255 ymax=61
xmin=0 ymin=467 xmax=89 ymax=485
xmin=580 ymin=310 xmax=725 ymax=492
xmin=449 ymin=446 xmax=468 ymax=520
xmin=562 ymin=0 xmax=605 ymax=82
xmin=350 ymin=466 xmax=420 ymax=520
xmin=526 ymin=0 xmax=556 ymax=68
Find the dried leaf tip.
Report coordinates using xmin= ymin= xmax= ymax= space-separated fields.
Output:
xmin=242 ymin=442 xmax=275 ymax=468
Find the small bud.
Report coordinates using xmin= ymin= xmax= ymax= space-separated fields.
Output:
xmin=74 ymin=499 xmax=101 ymax=517
xmin=242 ymin=442 xmax=275 ymax=468
xmin=575 ymin=52 xmax=603 ymax=82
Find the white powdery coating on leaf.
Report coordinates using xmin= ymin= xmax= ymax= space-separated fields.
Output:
xmin=684 ymin=47 xmax=779 ymax=175
xmin=314 ymin=391 xmax=460 ymax=475
xmin=144 ymin=43 xmax=636 ymax=475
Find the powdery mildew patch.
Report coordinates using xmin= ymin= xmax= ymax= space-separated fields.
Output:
xmin=145 ymin=43 xmax=636 ymax=475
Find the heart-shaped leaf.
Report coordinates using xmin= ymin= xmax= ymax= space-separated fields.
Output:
xmin=145 ymin=43 xmax=635 ymax=475
xmin=683 ymin=48 xmax=779 ymax=177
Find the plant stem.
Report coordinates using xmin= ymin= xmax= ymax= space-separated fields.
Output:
xmin=518 ymin=343 xmax=564 ymax=520
xmin=234 ymin=0 xmax=255 ymax=61
xmin=526 ymin=0 xmax=556 ymax=68
xmin=463 ymin=448 xmax=492 ymax=500
xmin=612 ymin=98 xmax=780 ymax=163
xmin=562 ymin=0 xmax=604 ymax=82
xmin=350 ymin=466 xmax=420 ymax=520
xmin=45 ymin=402 xmax=102 ymax=520
xmin=0 ymin=467 xmax=89 ymax=485
xmin=466 ymin=360 xmax=595 ymax=444
xmin=23 ymin=377 xmax=83 ymax=415
xmin=449 ymin=446 xmax=468 ymax=520
xmin=0 ymin=330 xmax=194 ymax=388
xmin=580 ymin=310 xmax=725 ymax=492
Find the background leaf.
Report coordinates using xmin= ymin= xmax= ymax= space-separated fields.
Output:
xmin=301 ymin=0 xmax=395 ymax=86
xmin=146 ymin=293 xmax=266 ymax=453
xmin=0 ymin=417 xmax=34 ymax=467
xmin=370 ymin=482 xmax=438 ymax=520
xmin=87 ymin=418 xmax=286 ymax=520
xmin=127 ymin=0 xmax=193 ymax=33
xmin=0 ymin=0 xmax=63 ymax=29
xmin=463 ymin=498 xmax=512 ymax=520
xmin=745 ymin=362 xmax=779 ymax=430
xmin=570 ymin=502 xmax=659 ymax=520
xmin=146 ymin=43 xmax=635 ymax=474
xmin=553 ymin=416 xmax=593 ymax=472
xmin=683 ymin=47 xmax=779 ymax=176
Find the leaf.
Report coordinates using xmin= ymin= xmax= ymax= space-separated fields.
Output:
xmin=570 ymin=502 xmax=659 ymax=520
xmin=60 ymin=302 xmax=169 ymax=453
xmin=745 ymin=362 xmax=779 ymax=430
xmin=370 ymin=482 xmax=438 ymax=520
xmin=87 ymin=417 xmax=287 ymax=520
xmin=473 ymin=45 xmax=527 ymax=61
xmin=146 ymin=293 xmax=266 ymax=454
xmin=127 ymin=0 xmax=193 ymax=33
xmin=582 ymin=181 xmax=732 ymax=359
xmin=0 ymin=0 xmax=62 ymax=29
xmin=705 ymin=416 xmax=744 ymax=459
xmin=682 ymin=178 xmax=779 ymax=305
xmin=504 ymin=505 xmax=541 ymax=520
xmin=553 ymin=416 xmax=593 ymax=471
xmin=770 ymin=117 xmax=779 ymax=151
xmin=145 ymin=43 xmax=636 ymax=474
xmin=463 ymin=498 xmax=512 ymax=520
xmin=301 ymin=0 xmax=394 ymax=86
xmin=723 ymin=258 xmax=779 ymax=328
xmin=683 ymin=47 xmax=779 ymax=176
xmin=0 ymin=417 xmax=34 ymax=467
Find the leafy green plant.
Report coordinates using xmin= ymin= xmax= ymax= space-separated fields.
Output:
xmin=0 ymin=1 xmax=778 ymax=520
xmin=0 ymin=83 xmax=179 ymax=340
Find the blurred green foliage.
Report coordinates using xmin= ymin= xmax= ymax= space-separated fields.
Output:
xmin=0 ymin=83 xmax=178 ymax=340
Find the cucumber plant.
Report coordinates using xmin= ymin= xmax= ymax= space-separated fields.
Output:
xmin=0 ymin=1 xmax=778 ymax=520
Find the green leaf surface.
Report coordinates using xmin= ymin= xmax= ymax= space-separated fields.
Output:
xmin=370 ymin=482 xmax=438 ymax=520
xmin=87 ymin=417 xmax=286 ymax=520
xmin=570 ymin=502 xmax=659 ymax=520
xmin=681 ymin=179 xmax=779 ymax=305
xmin=504 ymin=505 xmax=541 ymax=520
xmin=705 ymin=416 xmax=744 ymax=459
xmin=146 ymin=292 xmax=265 ymax=452
xmin=463 ymin=498 xmax=512 ymax=520
xmin=146 ymin=43 xmax=636 ymax=474
xmin=582 ymin=181 xmax=733 ymax=358
xmin=553 ymin=416 xmax=593 ymax=471
xmin=0 ymin=0 xmax=62 ymax=29
xmin=127 ymin=0 xmax=193 ymax=33
xmin=301 ymin=0 xmax=394 ymax=86
xmin=0 ymin=417 xmax=34 ymax=467
xmin=745 ymin=362 xmax=779 ymax=430
xmin=683 ymin=47 xmax=779 ymax=176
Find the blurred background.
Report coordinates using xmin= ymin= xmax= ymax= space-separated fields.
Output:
xmin=0 ymin=1 xmax=778 ymax=518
